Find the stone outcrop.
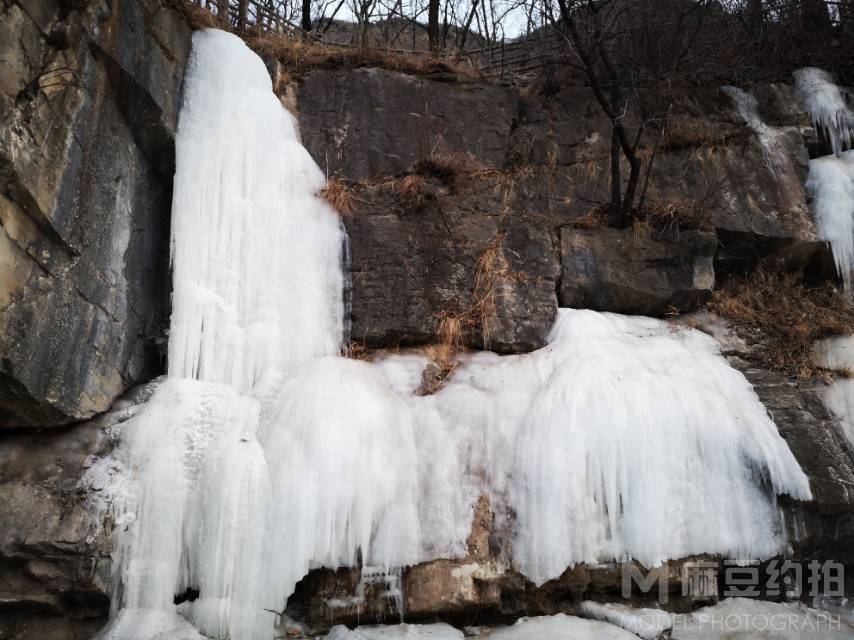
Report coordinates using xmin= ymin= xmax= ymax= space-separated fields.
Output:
xmin=0 ymin=0 xmax=190 ymax=428
xmin=559 ymin=227 xmax=716 ymax=315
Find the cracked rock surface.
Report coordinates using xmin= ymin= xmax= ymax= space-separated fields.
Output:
xmin=0 ymin=0 xmax=190 ymax=428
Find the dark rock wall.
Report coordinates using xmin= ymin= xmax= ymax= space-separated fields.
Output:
xmin=0 ymin=0 xmax=190 ymax=428
xmin=295 ymin=69 xmax=828 ymax=352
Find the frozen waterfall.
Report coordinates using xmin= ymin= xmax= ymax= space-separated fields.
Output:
xmin=796 ymin=67 xmax=854 ymax=296
xmin=806 ymin=151 xmax=854 ymax=292
xmin=794 ymin=68 xmax=854 ymax=156
xmin=92 ymin=28 xmax=812 ymax=640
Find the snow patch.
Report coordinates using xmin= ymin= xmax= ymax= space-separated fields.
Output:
xmin=579 ymin=600 xmax=672 ymax=639
xmin=325 ymin=623 xmax=464 ymax=639
xmin=671 ymin=597 xmax=853 ymax=639
xmin=482 ymin=614 xmax=639 ymax=639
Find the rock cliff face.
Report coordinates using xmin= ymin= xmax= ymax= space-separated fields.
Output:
xmin=1 ymin=6 xmax=854 ymax=639
xmin=0 ymin=0 xmax=190 ymax=428
xmin=294 ymin=68 xmax=826 ymax=352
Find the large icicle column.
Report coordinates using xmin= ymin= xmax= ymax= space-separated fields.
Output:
xmin=96 ymin=28 xmax=354 ymax=640
xmin=796 ymin=68 xmax=854 ymax=295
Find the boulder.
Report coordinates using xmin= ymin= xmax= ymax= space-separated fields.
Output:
xmin=0 ymin=0 xmax=190 ymax=427
xmin=559 ymin=227 xmax=716 ymax=315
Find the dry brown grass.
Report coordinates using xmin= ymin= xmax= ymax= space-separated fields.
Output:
xmin=472 ymin=233 xmax=506 ymax=348
xmin=636 ymin=196 xmax=714 ymax=235
xmin=245 ymin=31 xmax=479 ymax=81
xmin=395 ymin=174 xmax=428 ymax=198
xmin=165 ymin=0 xmax=222 ymax=29
xmin=663 ymin=114 xmax=751 ymax=150
xmin=568 ymin=207 xmax=608 ymax=230
xmin=319 ymin=178 xmax=355 ymax=217
xmin=709 ymin=266 xmax=854 ymax=380
xmin=345 ymin=341 xmax=372 ymax=360
xmin=435 ymin=315 xmax=464 ymax=369
xmin=631 ymin=215 xmax=652 ymax=240
xmin=570 ymin=158 xmax=603 ymax=187
xmin=423 ymin=234 xmax=509 ymax=384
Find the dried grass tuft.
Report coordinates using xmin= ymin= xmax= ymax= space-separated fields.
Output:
xmin=635 ymin=196 xmax=713 ymax=235
xmin=709 ymin=266 xmax=854 ymax=380
xmin=395 ymin=174 xmax=428 ymax=198
xmin=663 ymin=114 xmax=749 ymax=150
xmin=319 ymin=178 xmax=354 ymax=217
xmin=345 ymin=341 xmax=372 ymax=360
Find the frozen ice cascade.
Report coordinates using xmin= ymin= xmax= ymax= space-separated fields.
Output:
xmin=90 ymin=28 xmax=812 ymax=640
xmin=796 ymin=68 xmax=854 ymax=295
xmin=794 ymin=67 xmax=854 ymax=156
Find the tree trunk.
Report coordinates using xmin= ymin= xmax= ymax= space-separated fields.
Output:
xmin=428 ymin=0 xmax=441 ymax=54
xmin=456 ymin=0 xmax=479 ymax=58
xmin=609 ymin=126 xmax=624 ymax=227
xmin=801 ymin=0 xmax=832 ymax=34
xmin=301 ymin=0 xmax=312 ymax=32
xmin=236 ymin=0 xmax=248 ymax=31
xmin=217 ymin=0 xmax=229 ymax=27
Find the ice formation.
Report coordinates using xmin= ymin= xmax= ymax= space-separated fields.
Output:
xmin=410 ymin=311 xmax=811 ymax=584
xmin=794 ymin=68 xmax=854 ymax=294
xmin=806 ymin=151 xmax=854 ymax=293
xmin=94 ymin=26 xmax=812 ymax=640
xmin=579 ymin=600 xmax=673 ymax=640
xmin=794 ymin=67 xmax=854 ymax=156
xmin=814 ymin=336 xmax=854 ymax=449
xmin=722 ymin=85 xmax=780 ymax=175
xmin=671 ymin=597 xmax=853 ymax=639
xmin=100 ymin=28 xmax=354 ymax=640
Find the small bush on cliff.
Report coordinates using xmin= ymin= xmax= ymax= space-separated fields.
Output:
xmin=709 ymin=267 xmax=854 ymax=380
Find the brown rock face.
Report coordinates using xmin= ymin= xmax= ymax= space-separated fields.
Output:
xmin=0 ymin=0 xmax=190 ymax=428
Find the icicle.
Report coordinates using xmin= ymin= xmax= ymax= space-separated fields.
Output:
xmin=722 ymin=85 xmax=779 ymax=176
xmin=794 ymin=67 xmax=854 ymax=156
xmin=433 ymin=310 xmax=811 ymax=584
xmin=167 ymin=29 xmax=344 ymax=390
xmin=814 ymin=336 xmax=854 ymax=449
xmin=806 ymin=151 xmax=854 ymax=294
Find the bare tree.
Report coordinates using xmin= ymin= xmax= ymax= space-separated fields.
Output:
xmin=428 ymin=0 xmax=441 ymax=52
xmin=302 ymin=0 xmax=313 ymax=30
